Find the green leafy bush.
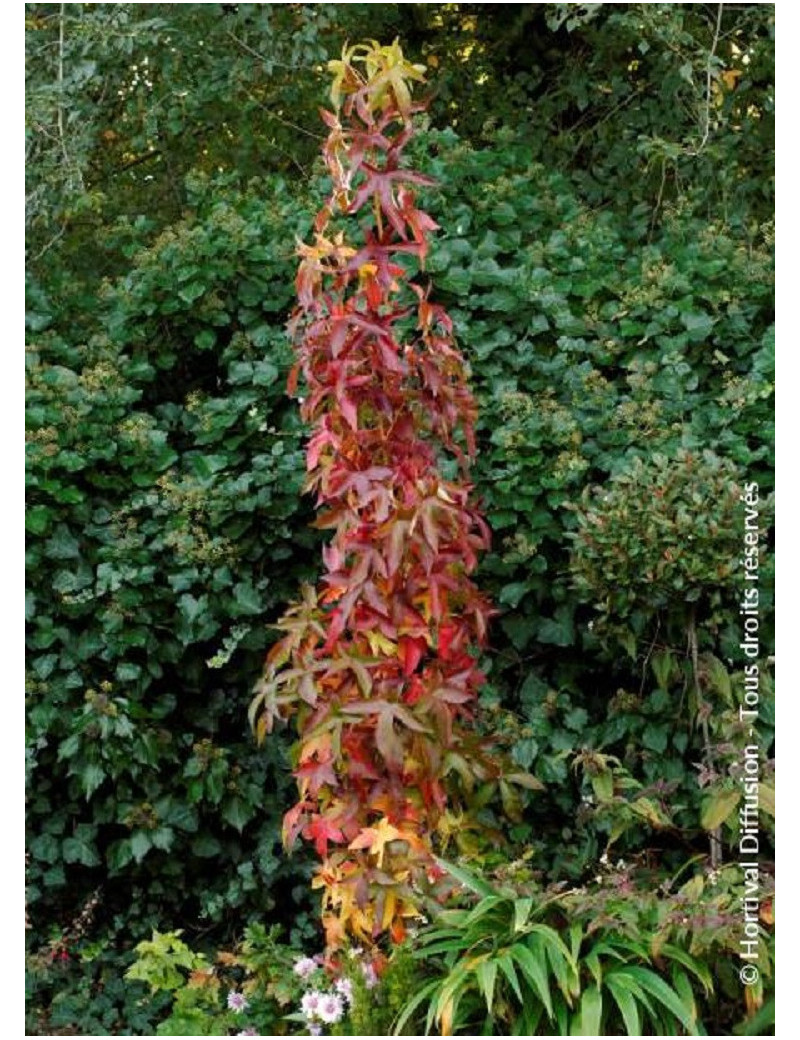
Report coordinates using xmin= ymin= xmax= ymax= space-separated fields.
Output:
xmin=26 ymin=177 xmax=321 ymax=941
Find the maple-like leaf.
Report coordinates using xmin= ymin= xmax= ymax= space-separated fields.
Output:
xmin=348 ymin=817 xmax=402 ymax=868
xmin=305 ymin=813 xmax=346 ymax=857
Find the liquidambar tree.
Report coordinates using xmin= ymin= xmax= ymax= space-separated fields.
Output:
xmin=250 ymin=40 xmax=534 ymax=952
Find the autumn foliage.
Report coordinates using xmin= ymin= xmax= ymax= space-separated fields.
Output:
xmin=250 ymin=40 xmax=528 ymax=951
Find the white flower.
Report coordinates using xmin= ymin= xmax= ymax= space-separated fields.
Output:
xmin=227 ymin=991 xmax=249 ymax=1013
xmin=293 ymin=955 xmax=319 ymax=981
xmin=301 ymin=990 xmax=324 ymax=1019
xmin=334 ymin=977 xmax=353 ymax=1005
xmin=317 ymin=993 xmax=345 ymax=1025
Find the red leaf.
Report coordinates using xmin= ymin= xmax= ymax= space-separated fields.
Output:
xmin=304 ymin=814 xmax=345 ymax=857
xmin=438 ymin=622 xmax=458 ymax=661
xmin=282 ymin=802 xmax=310 ymax=850
xmin=400 ymin=635 xmax=427 ymax=677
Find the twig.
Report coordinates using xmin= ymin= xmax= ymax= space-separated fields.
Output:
xmin=690 ymin=2 xmax=725 ymax=156
xmin=28 ymin=222 xmax=68 ymax=263
xmin=244 ymin=86 xmax=325 ymax=142
xmin=56 ymin=2 xmax=84 ymax=193
xmin=225 ymin=27 xmax=323 ymax=77
xmin=648 ymin=159 xmax=668 ymax=239
xmin=638 ymin=615 xmax=662 ymax=696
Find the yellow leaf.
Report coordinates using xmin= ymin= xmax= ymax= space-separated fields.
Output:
xmin=366 ymin=630 xmax=397 ymax=656
xmin=349 ymin=817 xmax=402 ymax=868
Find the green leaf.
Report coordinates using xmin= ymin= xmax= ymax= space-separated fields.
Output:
xmin=701 ymin=787 xmax=740 ymax=830
xmin=436 ymin=858 xmax=494 ymax=898
xmin=681 ymin=311 xmax=715 ymax=339
xmin=253 ymin=359 xmax=279 ymax=386
xmin=499 ymin=581 xmax=533 ymax=608
xmin=80 ymin=762 xmax=105 ymax=799
xmin=475 ymin=959 xmax=498 ymax=1015
xmin=577 ymin=984 xmax=603 ymax=1035
xmin=605 ymin=973 xmax=642 ymax=1036
xmin=45 ymin=525 xmax=81 ymax=560
xmin=509 ymin=941 xmax=554 ymax=1019
xmin=622 ymin=966 xmax=698 ymax=1034
xmin=194 ymin=329 xmax=216 ymax=350
xmin=116 ymin=662 xmax=142 ymax=682
xmin=150 ymin=826 xmax=175 ymax=852
xmin=29 ymin=833 xmax=61 ymax=865
xmin=26 ymin=506 xmax=52 ymax=535
xmin=130 ymin=830 xmax=153 ymax=863
xmin=233 ymin=581 xmax=263 ymax=616
xmin=590 ymin=770 xmax=614 ymax=802
xmin=221 ymin=796 xmax=253 ymax=832
xmin=32 ymin=654 xmax=59 ymax=680
xmin=642 ymin=723 xmax=668 ymax=753
xmin=63 ymin=826 xmax=101 ymax=867
xmin=513 ymin=896 xmax=534 ymax=932
xmin=497 ymin=952 xmax=524 ymax=1005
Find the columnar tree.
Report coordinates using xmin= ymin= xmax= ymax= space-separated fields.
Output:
xmin=250 ymin=40 xmax=531 ymax=951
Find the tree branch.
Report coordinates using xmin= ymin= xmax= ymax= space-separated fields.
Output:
xmin=690 ymin=2 xmax=725 ymax=156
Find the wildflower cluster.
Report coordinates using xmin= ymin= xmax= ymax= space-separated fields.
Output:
xmin=289 ymin=949 xmax=379 ymax=1035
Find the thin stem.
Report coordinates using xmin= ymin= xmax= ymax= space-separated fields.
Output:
xmin=690 ymin=2 xmax=725 ymax=156
xmin=688 ymin=606 xmax=723 ymax=868
xmin=56 ymin=2 xmax=84 ymax=192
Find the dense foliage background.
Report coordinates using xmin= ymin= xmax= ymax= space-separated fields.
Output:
xmin=26 ymin=3 xmax=774 ymax=1035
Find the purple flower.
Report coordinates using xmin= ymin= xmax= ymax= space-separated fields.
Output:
xmin=227 ymin=991 xmax=249 ymax=1014
xmin=293 ymin=955 xmax=319 ymax=980
xmin=361 ymin=962 xmax=379 ymax=989
xmin=317 ymin=992 xmax=345 ymax=1025
xmin=236 ymin=1030 xmax=259 ymax=1037
xmin=309 ymin=1025 xmax=323 ymax=1037
xmin=334 ymin=977 xmax=353 ymax=1005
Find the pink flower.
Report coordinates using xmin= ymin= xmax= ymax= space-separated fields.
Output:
xmin=317 ymin=993 xmax=344 ymax=1025
xmin=301 ymin=990 xmax=323 ymax=1019
xmin=334 ymin=977 xmax=353 ymax=1005
xmin=293 ymin=955 xmax=319 ymax=980
xmin=227 ymin=991 xmax=249 ymax=1013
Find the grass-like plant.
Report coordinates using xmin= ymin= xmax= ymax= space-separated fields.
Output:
xmin=396 ymin=861 xmax=712 ymax=1036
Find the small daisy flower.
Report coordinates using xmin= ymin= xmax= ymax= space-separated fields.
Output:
xmin=227 ymin=991 xmax=249 ymax=1013
xmin=334 ymin=977 xmax=353 ymax=1005
xmin=293 ymin=955 xmax=319 ymax=980
xmin=301 ymin=990 xmax=323 ymax=1019
xmin=236 ymin=1030 xmax=259 ymax=1037
xmin=317 ymin=992 xmax=344 ymax=1025
xmin=309 ymin=1025 xmax=322 ymax=1037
